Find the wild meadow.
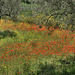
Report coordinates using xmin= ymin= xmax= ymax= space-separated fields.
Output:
xmin=0 ymin=19 xmax=75 ymax=75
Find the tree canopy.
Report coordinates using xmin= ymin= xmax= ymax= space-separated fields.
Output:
xmin=32 ymin=0 xmax=75 ymax=29
xmin=0 ymin=0 xmax=22 ymax=21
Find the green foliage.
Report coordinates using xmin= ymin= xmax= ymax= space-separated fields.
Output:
xmin=0 ymin=65 xmax=6 ymax=74
xmin=18 ymin=15 xmax=34 ymax=23
xmin=23 ymin=62 xmax=31 ymax=75
xmin=0 ymin=0 xmax=22 ymax=21
xmin=32 ymin=0 xmax=75 ymax=30
xmin=19 ymin=14 xmax=60 ymax=28
xmin=0 ymin=30 xmax=17 ymax=39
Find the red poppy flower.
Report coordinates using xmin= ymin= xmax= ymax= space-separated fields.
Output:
xmin=57 ymin=27 xmax=59 ymax=29
xmin=10 ymin=50 xmax=13 ymax=52
xmin=1 ymin=56 xmax=3 ymax=58
xmin=18 ymin=72 xmax=20 ymax=74
xmin=27 ymin=63 xmax=28 ymax=64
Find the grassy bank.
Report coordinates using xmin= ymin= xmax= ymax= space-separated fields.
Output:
xmin=0 ymin=19 xmax=75 ymax=75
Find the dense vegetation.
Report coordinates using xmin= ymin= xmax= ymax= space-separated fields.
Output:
xmin=0 ymin=0 xmax=75 ymax=75
xmin=0 ymin=0 xmax=75 ymax=30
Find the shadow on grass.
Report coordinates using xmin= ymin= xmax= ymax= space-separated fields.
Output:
xmin=0 ymin=30 xmax=17 ymax=39
xmin=59 ymin=55 xmax=75 ymax=75
xmin=17 ymin=55 xmax=75 ymax=75
xmin=35 ymin=61 xmax=75 ymax=75
xmin=36 ymin=62 xmax=56 ymax=75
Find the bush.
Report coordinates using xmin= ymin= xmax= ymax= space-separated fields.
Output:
xmin=0 ymin=30 xmax=17 ymax=39
xmin=32 ymin=14 xmax=60 ymax=29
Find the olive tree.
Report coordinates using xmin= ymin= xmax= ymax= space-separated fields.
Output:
xmin=32 ymin=0 xmax=75 ymax=30
xmin=0 ymin=0 xmax=22 ymax=21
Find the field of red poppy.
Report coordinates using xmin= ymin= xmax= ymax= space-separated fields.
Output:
xmin=0 ymin=19 xmax=75 ymax=75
